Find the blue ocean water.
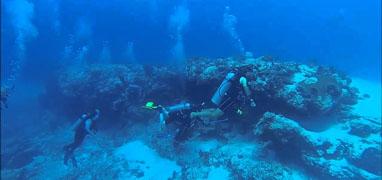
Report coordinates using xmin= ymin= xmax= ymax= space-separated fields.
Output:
xmin=1 ymin=0 xmax=381 ymax=179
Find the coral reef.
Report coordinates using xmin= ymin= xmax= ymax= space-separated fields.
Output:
xmin=254 ymin=112 xmax=381 ymax=179
xmin=54 ymin=64 xmax=185 ymax=118
xmin=174 ymin=140 xmax=307 ymax=179
xmin=186 ymin=56 xmax=359 ymax=117
xmin=23 ymin=55 xmax=374 ymax=179
xmin=206 ymin=142 xmax=303 ymax=179
xmin=47 ymin=55 xmax=359 ymax=121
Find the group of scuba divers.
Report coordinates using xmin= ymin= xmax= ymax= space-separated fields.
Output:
xmin=63 ymin=65 xmax=257 ymax=167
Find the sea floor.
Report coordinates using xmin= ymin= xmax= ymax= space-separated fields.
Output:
xmin=1 ymin=77 xmax=381 ymax=179
xmin=351 ymin=78 xmax=381 ymax=119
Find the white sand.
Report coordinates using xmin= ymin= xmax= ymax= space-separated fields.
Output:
xmin=114 ymin=140 xmax=181 ymax=180
xmin=351 ymin=78 xmax=381 ymax=119
xmin=208 ymin=166 xmax=230 ymax=180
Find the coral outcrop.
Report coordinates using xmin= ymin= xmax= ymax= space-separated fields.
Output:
xmin=187 ymin=55 xmax=359 ymax=117
xmin=47 ymin=55 xmax=359 ymax=121
xmin=254 ymin=112 xmax=381 ymax=179
xmin=55 ymin=64 xmax=184 ymax=118
xmin=177 ymin=140 xmax=307 ymax=179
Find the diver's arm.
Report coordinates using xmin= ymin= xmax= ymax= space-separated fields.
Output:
xmin=71 ymin=118 xmax=82 ymax=131
xmin=91 ymin=109 xmax=100 ymax=121
xmin=159 ymin=112 xmax=166 ymax=125
xmin=240 ymin=77 xmax=256 ymax=107
xmin=85 ymin=119 xmax=96 ymax=136
xmin=159 ymin=106 xmax=170 ymax=130
xmin=239 ymin=77 xmax=251 ymax=96
xmin=159 ymin=112 xmax=166 ymax=130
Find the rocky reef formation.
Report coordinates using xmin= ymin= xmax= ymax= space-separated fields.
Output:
xmin=45 ymin=55 xmax=359 ymax=121
xmin=29 ymin=55 xmax=375 ymax=179
xmin=254 ymin=112 xmax=381 ymax=179
xmin=187 ymin=55 xmax=358 ymax=117
xmin=48 ymin=64 xmax=185 ymax=118
xmin=150 ymin=131 xmax=308 ymax=179
xmin=200 ymin=142 xmax=305 ymax=179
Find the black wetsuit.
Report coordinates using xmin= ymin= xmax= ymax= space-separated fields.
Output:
xmin=164 ymin=71 xmax=250 ymax=145
xmin=63 ymin=117 xmax=95 ymax=167
xmin=164 ymin=81 xmax=247 ymax=146
xmin=217 ymin=78 xmax=247 ymax=119
xmin=216 ymin=75 xmax=256 ymax=135
xmin=165 ymin=108 xmax=194 ymax=146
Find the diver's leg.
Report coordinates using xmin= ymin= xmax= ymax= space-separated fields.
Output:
xmin=64 ymin=147 xmax=74 ymax=165
xmin=174 ymin=122 xmax=193 ymax=145
xmin=64 ymin=131 xmax=84 ymax=166
xmin=72 ymin=130 xmax=86 ymax=150
xmin=64 ymin=130 xmax=82 ymax=152
xmin=65 ymin=131 xmax=86 ymax=167
xmin=64 ymin=152 xmax=69 ymax=165
xmin=63 ymin=142 xmax=75 ymax=152
xmin=63 ymin=137 xmax=77 ymax=165
xmin=71 ymin=155 xmax=78 ymax=168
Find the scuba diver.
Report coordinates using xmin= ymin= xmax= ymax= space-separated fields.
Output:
xmin=191 ymin=64 xmax=256 ymax=121
xmin=145 ymin=101 xmax=197 ymax=146
xmin=145 ymin=65 xmax=256 ymax=146
xmin=1 ymin=85 xmax=14 ymax=110
xmin=63 ymin=109 xmax=100 ymax=167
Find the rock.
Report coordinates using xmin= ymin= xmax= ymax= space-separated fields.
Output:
xmin=351 ymin=147 xmax=382 ymax=176
xmin=302 ymin=156 xmax=376 ymax=179
xmin=254 ymin=112 xmax=381 ymax=179
xmin=349 ymin=118 xmax=380 ymax=137
xmin=201 ymin=66 xmax=218 ymax=80
xmin=206 ymin=142 xmax=305 ymax=179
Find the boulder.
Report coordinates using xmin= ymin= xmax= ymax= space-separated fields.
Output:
xmin=254 ymin=112 xmax=381 ymax=179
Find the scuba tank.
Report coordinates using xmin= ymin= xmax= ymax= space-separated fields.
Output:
xmin=71 ymin=114 xmax=88 ymax=131
xmin=211 ymin=72 xmax=236 ymax=106
xmin=159 ymin=102 xmax=192 ymax=125
xmin=166 ymin=102 xmax=191 ymax=113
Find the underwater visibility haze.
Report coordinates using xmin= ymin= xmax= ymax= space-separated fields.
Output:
xmin=1 ymin=0 xmax=381 ymax=179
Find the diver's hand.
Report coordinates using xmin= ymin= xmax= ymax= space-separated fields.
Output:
xmin=240 ymin=77 xmax=248 ymax=87
xmin=250 ymin=99 xmax=256 ymax=108
xmin=159 ymin=122 xmax=166 ymax=131
xmin=190 ymin=112 xmax=197 ymax=119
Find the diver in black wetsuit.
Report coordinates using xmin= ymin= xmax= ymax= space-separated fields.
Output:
xmin=1 ymin=85 xmax=14 ymax=109
xmin=63 ymin=109 xmax=100 ymax=167
xmin=190 ymin=65 xmax=256 ymax=123
xmin=157 ymin=102 xmax=202 ymax=146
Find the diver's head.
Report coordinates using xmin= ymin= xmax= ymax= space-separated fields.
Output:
xmin=82 ymin=110 xmax=98 ymax=119
xmin=81 ymin=113 xmax=90 ymax=119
